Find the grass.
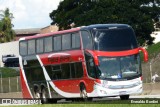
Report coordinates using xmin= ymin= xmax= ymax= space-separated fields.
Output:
xmin=0 ymin=104 xmax=160 ymax=107
xmin=0 ymin=99 xmax=159 ymax=107
xmin=0 ymin=67 xmax=19 ymax=78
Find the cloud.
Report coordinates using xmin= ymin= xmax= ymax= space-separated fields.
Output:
xmin=0 ymin=0 xmax=61 ymax=29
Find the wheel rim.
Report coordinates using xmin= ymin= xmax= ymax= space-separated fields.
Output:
xmin=81 ymin=89 xmax=87 ymax=99
xmin=34 ymin=92 xmax=40 ymax=98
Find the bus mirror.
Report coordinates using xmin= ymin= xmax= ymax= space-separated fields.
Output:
xmin=139 ymin=47 xmax=148 ymax=62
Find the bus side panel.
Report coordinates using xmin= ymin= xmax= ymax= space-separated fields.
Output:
xmin=20 ymin=69 xmax=32 ymax=98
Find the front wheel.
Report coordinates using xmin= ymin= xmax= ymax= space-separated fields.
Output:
xmin=80 ymin=84 xmax=88 ymax=101
xmin=120 ymin=95 xmax=129 ymax=100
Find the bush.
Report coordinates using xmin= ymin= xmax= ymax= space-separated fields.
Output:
xmin=0 ymin=67 xmax=19 ymax=78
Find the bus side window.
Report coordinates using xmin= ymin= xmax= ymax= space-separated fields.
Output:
xmin=53 ymin=35 xmax=62 ymax=51
xmin=70 ymin=63 xmax=76 ymax=78
xmin=61 ymin=64 xmax=70 ymax=79
xmin=44 ymin=37 xmax=52 ymax=52
xmin=51 ymin=65 xmax=62 ymax=80
xmin=71 ymin=33 xmax=80 ymax=49
xmin=81 ymin=31 xmax=93 ymax=50
xmin=36 ymin=38 xmax=44 ymax=53
xmin=62 ymin=34 xmax=71 ymax=50
xmin=85 ymin=52 xmax=96 ymax=78
xmin=28 ymin=40 xmax=35 ymax=55
xmin=75 ymin=62 xmax=83 ymax=78
xmin=20 ymin=41 xmax=27 ymax=56
xmin=70 ymin=62 xmax=83 ymax=78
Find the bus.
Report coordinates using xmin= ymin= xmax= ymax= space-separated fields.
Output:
xmin=19 ymin=24 xmax=148 ymax=103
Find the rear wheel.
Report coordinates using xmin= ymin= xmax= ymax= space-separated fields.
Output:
xmin=33 ymin=85 xmax=40 ymax=98
xmin=120 ymin=95 xmax=129 ymax=100
xmin=34 ymin=92 xmax=40 ymax=98
xmin=40 ymin=88 xmax=48 ymax=104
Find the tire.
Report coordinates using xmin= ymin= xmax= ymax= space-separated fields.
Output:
xmin=34 ymin=92 xmax=40 ymax=98
xmin=80 ymin=84 xmax=88 ymax=101
xmin=33 ymin=86 xmax=40 ymax=99
xmin=40 ymin=88 xmax=48 ymax=104
xmin=120 ymin=95 xmax=129 ymax=100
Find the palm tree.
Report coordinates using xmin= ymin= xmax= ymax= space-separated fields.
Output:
xmin=0 ymin=8 xmax=15 ymax=43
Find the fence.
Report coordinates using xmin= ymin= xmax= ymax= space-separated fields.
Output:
xmin=0 ymin=76 xmax=21 ymax=93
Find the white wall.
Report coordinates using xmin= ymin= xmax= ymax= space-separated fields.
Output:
xmin=0 ymin=41 xmax=19 ymax=67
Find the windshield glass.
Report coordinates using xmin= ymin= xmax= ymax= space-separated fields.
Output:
xmin=97 ymin=54 xmax=141 ymax=80
xmin=93 ymin=28 xmax=138 ymax=51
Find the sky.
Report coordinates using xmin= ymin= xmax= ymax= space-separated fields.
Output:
xmin=0 ymin=0 xmax=61 ymax=29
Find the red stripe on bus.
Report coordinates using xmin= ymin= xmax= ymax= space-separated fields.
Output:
xmin=93 ymin=48 xmax=139 ymax=57
xmin=20 ymin=69 xmax=32 ymax=98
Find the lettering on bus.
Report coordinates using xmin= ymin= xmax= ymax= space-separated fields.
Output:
xmin=48 ymin=55 xmax=71 ymax=63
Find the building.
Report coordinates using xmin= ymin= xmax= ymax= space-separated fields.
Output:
xmin=14 ymin=28 xmax=41 ymax=40
xmin=41 ymin=25 xmax=58 ymax=34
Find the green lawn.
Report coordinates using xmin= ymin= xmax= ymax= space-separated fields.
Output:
xmin=0 ymin=104 xmax=160 ymax=107
xmin=0 ymin=67 xmax=19 ymax=78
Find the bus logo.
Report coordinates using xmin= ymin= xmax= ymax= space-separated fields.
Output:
xmin=48 ymin=53 xmax=71 ymax=63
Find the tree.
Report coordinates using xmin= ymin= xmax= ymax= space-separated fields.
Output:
xmin=50 ymin=0 xmax=160 ymax=45
xmin=0 ymin=8 xmax=15 ymax=43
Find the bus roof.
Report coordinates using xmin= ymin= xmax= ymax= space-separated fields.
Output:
xmin=81 ymin=24 xmax=130 ymax=30
xmin=19 ymin=24 xmax=130 ymax=41
xmin=20 ymin=27 xmax=81 ymax=40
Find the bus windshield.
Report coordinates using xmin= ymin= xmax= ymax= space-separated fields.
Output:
xmin=93 ymin=28 xmax=138 ymax=51
xmin=97 ymin=54 xmax=141 ymax=80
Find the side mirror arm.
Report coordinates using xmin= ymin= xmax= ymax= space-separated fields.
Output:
xmin=139 ymin=47 xmax=148 ymax=62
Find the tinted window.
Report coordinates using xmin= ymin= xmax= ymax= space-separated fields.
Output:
xmin=44 ymin=37 xmax=52 ymax=52
xmin=24 ymin=66 xmax=45 ymax=83
xmin=61 ymin=64 xmax=71 ymax=79
xmin=54 ymin=36 xmax=61 ymax=51
xmin=85 ymin=52 xmax=97 ymax=78
xmin=70 ymin=63 xmax=76 ymax=78
xmin=51 ymin=65 xmax=62 ymax=80
xmin=81 ymin=31 xmax=92 ymax=49
xmin=75 ymin=62 xmax=83 ymax=78
xmin=28 ymin=40 xmax=35 ymax=55
xmin=93 ymin=28 xmax=138 ymax=51
xmin=36 ymin=38 xmax=44 ymax=53
xmin=72 ymin=33 xmax=81 ymax=48
xmin=20 ymin=41 xmax=27 ymax=56
xmin=62 ymin=34 xmax=71 ymax=50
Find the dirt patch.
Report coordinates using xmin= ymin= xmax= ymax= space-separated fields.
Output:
xmin=143 ymin=83 xmax=160 ymax=95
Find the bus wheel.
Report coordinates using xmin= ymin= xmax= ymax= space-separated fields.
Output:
xmin=120 ymin=95 xmax=129 ymax=100
xmin=33 ymin=86 xmax=40 ymax=98
xmin=80 ymin=84 xmax=88 ymax=101
xmin=40 ymin=88 xmax=48 ymax=104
